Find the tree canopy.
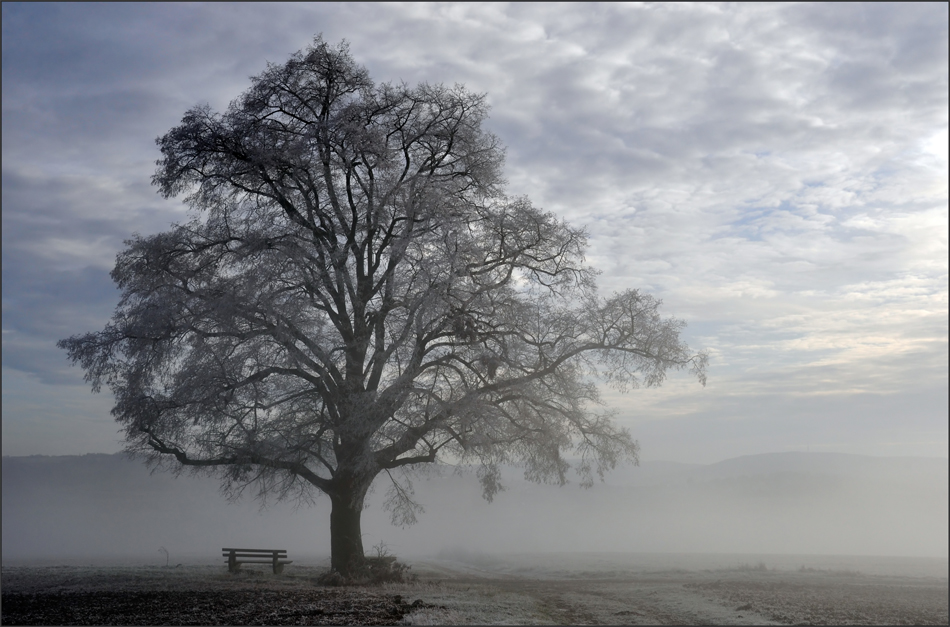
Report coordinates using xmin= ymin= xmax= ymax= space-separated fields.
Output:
xmin=60 ymin=37 xmax=707 ymax=575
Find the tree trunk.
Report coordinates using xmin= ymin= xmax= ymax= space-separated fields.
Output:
xmin=329 ymin=485 xmax=368 ymax=576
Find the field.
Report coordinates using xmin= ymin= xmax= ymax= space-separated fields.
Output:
xmin=2 ymin=553 xmax=947 ymax=625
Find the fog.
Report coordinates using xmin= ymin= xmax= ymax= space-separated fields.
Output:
xmin=2 ymin=452 xmax=946 ymax=566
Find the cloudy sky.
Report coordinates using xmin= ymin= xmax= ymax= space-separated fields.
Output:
xmin=3 ymin=3 xmax=947 ymax=463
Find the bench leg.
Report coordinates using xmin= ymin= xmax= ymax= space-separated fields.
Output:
xmin=228 ymin=552 xmax=239 ymax=573
xmin=274 ymin=562 xmax=284 ymax=575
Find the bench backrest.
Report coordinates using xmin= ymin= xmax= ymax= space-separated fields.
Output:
xmin=222 ymin=548 xmax=287 ymax=557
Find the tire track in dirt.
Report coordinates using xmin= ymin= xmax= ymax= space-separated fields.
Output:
xmin=493 ymin=578 xmax=781 ymax=625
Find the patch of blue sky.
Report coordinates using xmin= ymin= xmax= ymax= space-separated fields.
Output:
xmin=713 ymin=206 xmax=780 ymax=242
xmin=726 ymin=200 xmax=847 ymax=241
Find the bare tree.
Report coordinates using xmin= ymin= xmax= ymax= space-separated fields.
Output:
xmin=59 ymin=38 xmax=707 ymax=576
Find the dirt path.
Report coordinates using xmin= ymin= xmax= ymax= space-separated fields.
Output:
xmin=453 ymin=577 xmax=779 ymax=625
xmin=404 ymin=568 xmax=947 ymax=625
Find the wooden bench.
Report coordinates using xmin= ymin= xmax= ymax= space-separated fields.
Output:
xmin=222 ymin=548 xmax=292 ymax=574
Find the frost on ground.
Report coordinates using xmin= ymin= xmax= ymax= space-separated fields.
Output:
xmin=686 ymin=573 xmax=948 ymax=626
xmin=2 ymin=557 xmax=947 ymax=625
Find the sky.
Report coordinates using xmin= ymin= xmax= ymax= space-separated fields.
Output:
xmin=2 ymin=3 xmax=947 ymax=463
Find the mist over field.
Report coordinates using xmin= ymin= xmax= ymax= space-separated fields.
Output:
xmin=3 ymin=451 xmax=946 ymax=566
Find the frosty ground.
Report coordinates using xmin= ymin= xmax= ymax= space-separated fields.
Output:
xmin=2 ymin=553 xmax=947 ymax=625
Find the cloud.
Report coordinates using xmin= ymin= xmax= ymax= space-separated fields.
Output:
xmin=1 ymin=3 xmax=946 ymax=457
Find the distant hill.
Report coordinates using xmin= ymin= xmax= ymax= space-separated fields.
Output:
xmin=605 ymin=452 xmax=947 ymax=486
xmin=2 ymin=452 xmax=947 ymax=562
xmin=700 ymin=451 xmax=945 ymax=480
